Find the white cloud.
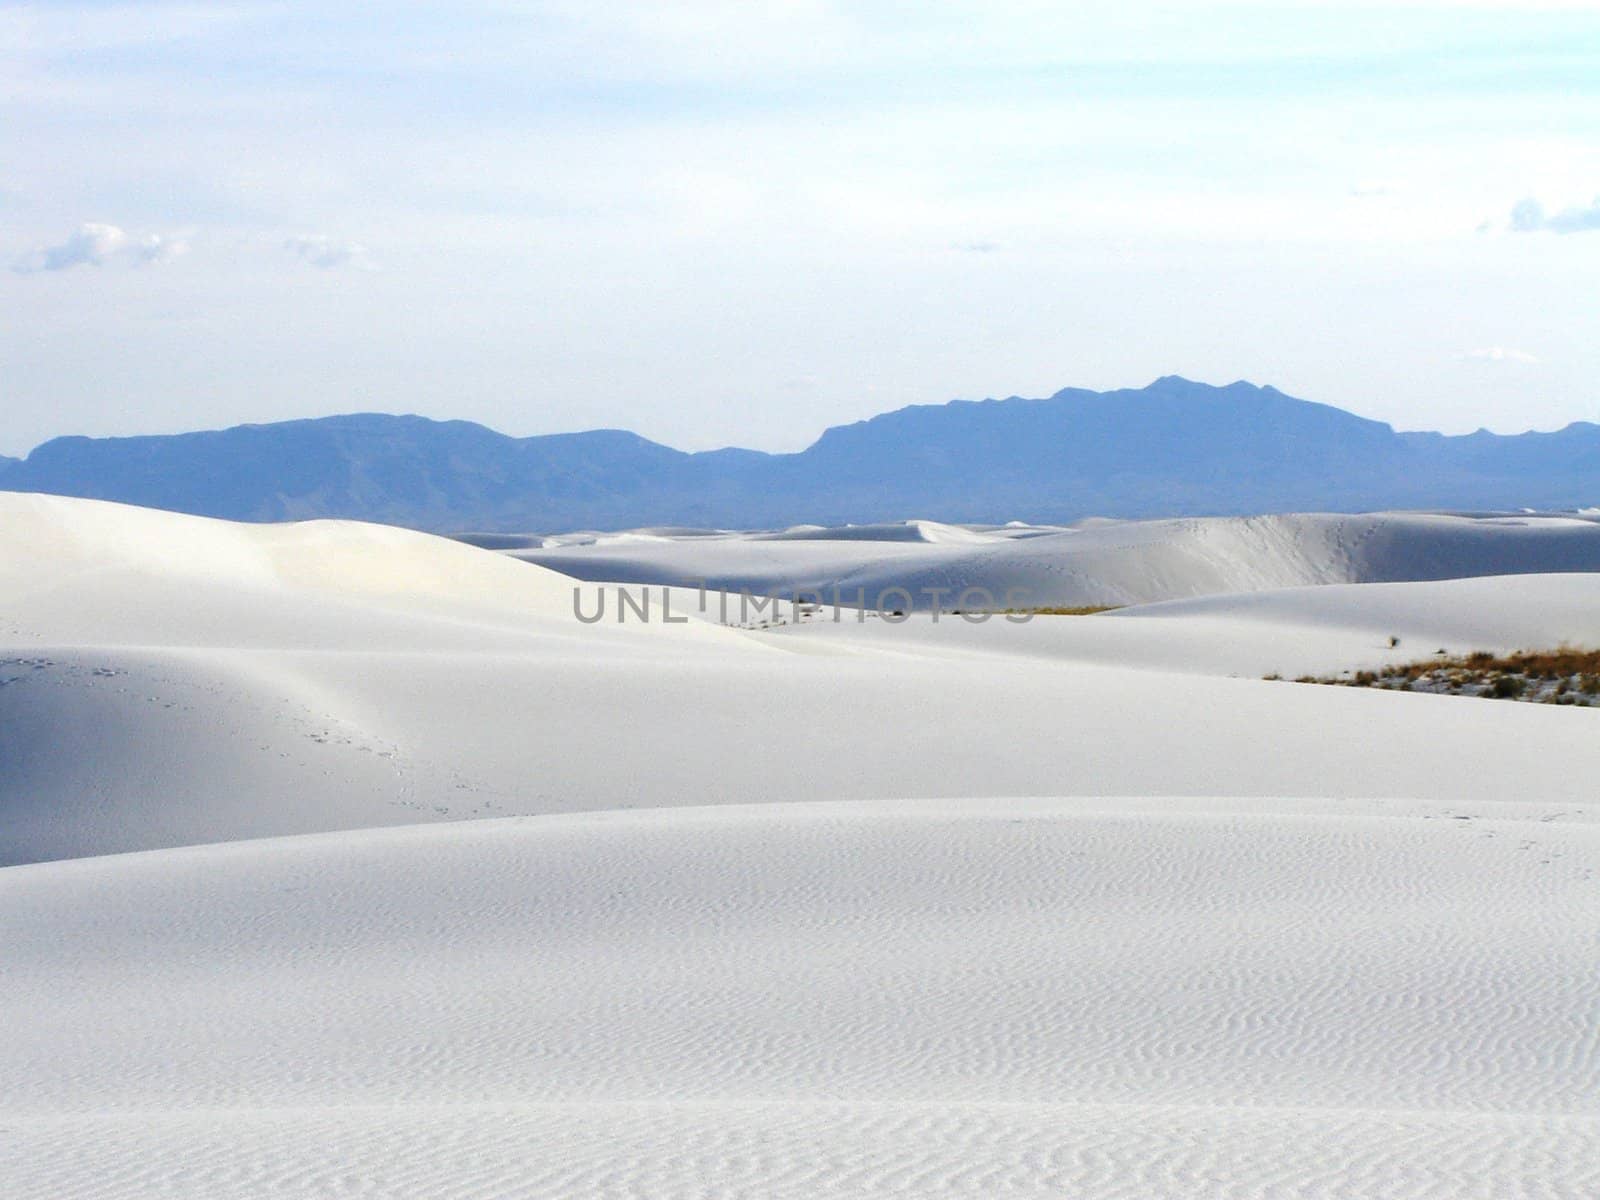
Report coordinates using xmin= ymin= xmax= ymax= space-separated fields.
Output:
xmin=1508 ymin=196 xmax=1600 ymax=234
xmin=12 ymin=223 xmax=128 ymax=273
xmin=285 ymin=234 xmax=371 ymax=269
xmin=1463 ymin=346 xmax=1540 ymax=363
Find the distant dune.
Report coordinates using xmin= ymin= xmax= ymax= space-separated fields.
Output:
xmin=513 ymin=510 xmax=1600 ymax=609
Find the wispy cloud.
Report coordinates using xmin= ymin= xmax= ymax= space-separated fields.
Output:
xmin=12 ymin=223 xmax=191 ymax=274
xmin=285 ymin=234 xmax=372 ymax=269
xmin=1463 ymin=346 xmax=1539 ymax=364
xmin=1508 ymin=196 xmax=1600 ymax=234
xmin=12 ymin=223 xmax=127 ymax=273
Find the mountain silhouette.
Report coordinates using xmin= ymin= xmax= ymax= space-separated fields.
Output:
xmin=3 ymin=377 xmax=1596 ymax=530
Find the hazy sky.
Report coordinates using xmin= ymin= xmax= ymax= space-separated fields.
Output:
xmin=4 ymin=1 xmax=1599 ymax=457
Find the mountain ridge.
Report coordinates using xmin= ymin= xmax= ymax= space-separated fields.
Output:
xmin=3 ymin=377 xmax=1596 ymax=531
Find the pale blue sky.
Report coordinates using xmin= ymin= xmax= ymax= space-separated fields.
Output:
xmin=4 ymin=1 xmax=1600 ymax=456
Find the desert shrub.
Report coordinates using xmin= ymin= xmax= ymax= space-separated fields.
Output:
xmin=1298 ymin=647 xmax=1600 ymax=706
xmin=1488 ymin=675 xmax=1526 ymax=699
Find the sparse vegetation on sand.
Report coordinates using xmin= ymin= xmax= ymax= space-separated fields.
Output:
xmin=1272 ymin=647 xmax=1600 ymax=705
xmin=1003 ymin=605 xmax=1123 ymax=616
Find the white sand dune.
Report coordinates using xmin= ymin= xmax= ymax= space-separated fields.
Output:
xmin=0 ymin=491 xmax=733 ymax=651
xmin=7 ymin=496 xmax=1600 ymax=866
xmin=4 ymin=494 xmax=1599 ymax=1197
xmin=516 ymin=510 xmax=1600 ymax=609
xmin=756 ymin=518 xmax=1003 ymax=544
xmin=4 ymin=801 xmax=1597 ymax=1198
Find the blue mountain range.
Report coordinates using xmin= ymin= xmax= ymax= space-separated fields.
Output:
xmin=3 ymin=377 xmax=1596 ymax=530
